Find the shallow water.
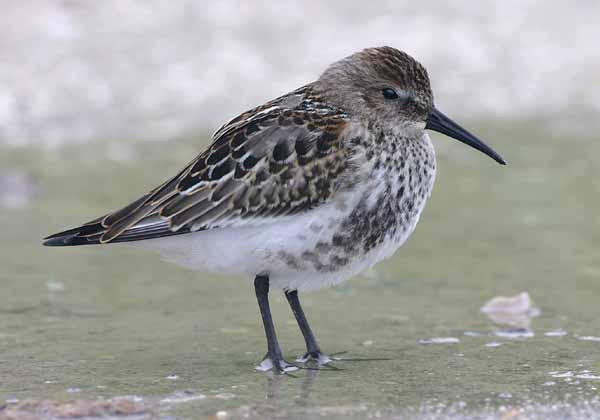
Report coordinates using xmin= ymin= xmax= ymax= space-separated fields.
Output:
xmin=1 ymin=121 xmax=600 ymax=418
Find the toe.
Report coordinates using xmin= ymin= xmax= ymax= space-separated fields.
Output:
xmin=256 ymin=357 xmax=298 ymax=373
xmin=297 ymin=351 xmax=336 ymax=366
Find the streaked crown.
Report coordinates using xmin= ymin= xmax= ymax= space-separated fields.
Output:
xmin=317 ymin=46 xmax=433 ymax=125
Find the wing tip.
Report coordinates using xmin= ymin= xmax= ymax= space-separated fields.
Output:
xmin=42 ymin=235 xmax=93 ymax=247
xmin=42 ymin=236 xmax=64 ymax=247
xmin=42 ymin=220 xmax=180 ymax=246
xmin=42 ymin=225 xmax=103 ymax=247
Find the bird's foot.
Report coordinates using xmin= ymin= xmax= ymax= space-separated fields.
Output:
xmin=256 ymin=353 xmax=299 ymax=374
xmin=296 ymin=350 xmax=339 ymax=367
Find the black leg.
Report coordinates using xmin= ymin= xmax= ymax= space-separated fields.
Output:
xmin=285 ymin=290 xmax=333 ymax=364
xmin=254 ymin=275 xmax=296 ymax=373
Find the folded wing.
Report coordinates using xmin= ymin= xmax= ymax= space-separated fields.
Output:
xmin=44 ymin=98 xmax=352 ymax=246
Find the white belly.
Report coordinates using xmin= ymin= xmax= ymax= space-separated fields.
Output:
xmin=133 ymin=179 xmax=431 ymax=291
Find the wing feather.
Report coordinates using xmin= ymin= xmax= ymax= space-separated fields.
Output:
xmin=43 ymin=87 xmax=353 ymax=246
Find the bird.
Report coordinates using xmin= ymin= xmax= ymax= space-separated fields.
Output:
xmin=44 ymin=46 xmax=505 ymax=373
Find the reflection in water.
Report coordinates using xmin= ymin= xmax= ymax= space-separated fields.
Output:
xmin=248 ymin=368 xmax=323 ymax=418
xmin=264 ymin=367 xmax=321 ymax=406
xmin=296 ymin=369 xmax=320 ymax=407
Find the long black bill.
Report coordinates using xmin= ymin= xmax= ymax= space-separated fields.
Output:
xmin=426 ymin=107 xmax=506 ymax=165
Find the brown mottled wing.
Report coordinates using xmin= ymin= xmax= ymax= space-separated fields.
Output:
xmin=44 ymin=105 xmax=351 ymax=246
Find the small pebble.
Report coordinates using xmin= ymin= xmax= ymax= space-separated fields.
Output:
xmin=551 ymin=371 xmax=573 ymax=378
xmin=494 ymin=328 xmax=534 ymax=339
xmin=214 ymin=393 xmax=235 ymax=400
xmin=575 ymin=373 xmax=600 ymax=380
xmin=544 ymin=329 xmax=567 ymax=337
xmin=577 ymin=336 xmax=600 ymax=342
xmin=418 ymin=337 xmax=460 ymax=345
xmin=160 ymin=391 xmax=206 ymax=404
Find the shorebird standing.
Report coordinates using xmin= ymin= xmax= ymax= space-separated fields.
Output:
xmin=44 ymin=46 xmax=505 ymax=373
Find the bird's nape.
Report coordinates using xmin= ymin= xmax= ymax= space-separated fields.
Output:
xmin=426 ymin=107 xmax=506 ymax=165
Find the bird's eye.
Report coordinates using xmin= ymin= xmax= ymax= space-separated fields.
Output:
xmin=382 ymin=88 xmax=399 ymax=100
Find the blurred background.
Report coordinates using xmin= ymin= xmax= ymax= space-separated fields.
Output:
xmin=1 ymin=2 xmax=600 ymax=419
xmin=2 ymin=1 xmax=599 ymax=148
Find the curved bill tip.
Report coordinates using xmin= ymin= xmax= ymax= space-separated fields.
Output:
xmin=426 ymin=107 xmax=506 ymax=165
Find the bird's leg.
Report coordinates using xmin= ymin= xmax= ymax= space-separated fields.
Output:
xmin=254 ymin=275 xmax=297 ymax=373
xmin=285 ymin=290 xmax=334 ymax=365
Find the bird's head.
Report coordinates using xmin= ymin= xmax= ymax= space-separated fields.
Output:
xmin=317 ymin=46 xmax=506 ymax=165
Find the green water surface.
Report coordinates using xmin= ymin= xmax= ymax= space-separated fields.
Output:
xmin=1 ymin=121 xmax=599 ymax=418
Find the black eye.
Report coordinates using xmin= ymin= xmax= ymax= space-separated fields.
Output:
xmin=382 ymin=88 xmax=399 ymax=100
